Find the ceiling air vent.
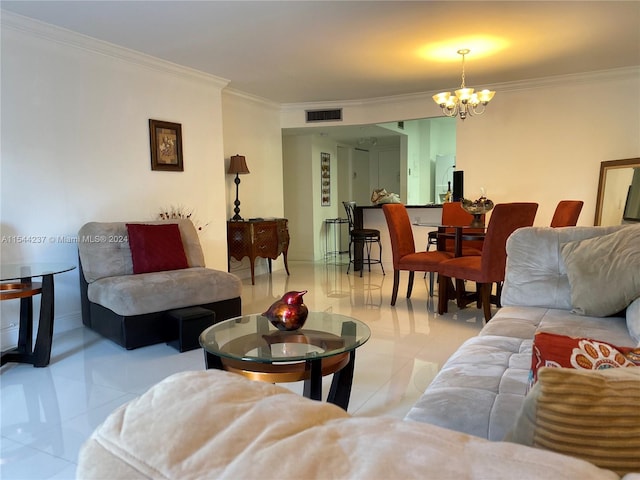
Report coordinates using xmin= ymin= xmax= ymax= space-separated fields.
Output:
xmin=306 ymin=109 xmax=343 ymax=123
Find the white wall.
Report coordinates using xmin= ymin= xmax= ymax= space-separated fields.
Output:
xmin=1 ymin=14 xmax=229 ymax=342
xmin=282 ymin=135 xmax=315 ymax=260
xmin=221 ymin=90 xmax=286 ymax=279
xmin=2 ymin=12 xmax=638 ymax=343
xmin=282 ymin=68 xmax=640 ymax=227
xmin=282 ymin=134 xmax=339 ymax=261
xmin=457 ymin=72 xmax=640 ymax=225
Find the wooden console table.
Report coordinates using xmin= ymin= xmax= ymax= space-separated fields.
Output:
xmin=227 ymin=218 xmax=290 ymax=285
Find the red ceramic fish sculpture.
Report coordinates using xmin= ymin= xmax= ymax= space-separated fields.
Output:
xmin=262 ymin=290 xmax=309 ymax=331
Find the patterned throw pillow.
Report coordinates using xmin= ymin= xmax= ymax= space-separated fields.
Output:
xmin=528 ymin=332 xmax=640 ymax=389
xmin=506 ymin=367 xmax=640 ymax=476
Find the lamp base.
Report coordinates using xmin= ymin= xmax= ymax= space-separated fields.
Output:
xmin=231 ymin=174 xmax=243 ymax=222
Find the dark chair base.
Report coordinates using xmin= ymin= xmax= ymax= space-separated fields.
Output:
xmin=79 ymin=256 xmax=242 ymax=350
xmin=85 ymin=297 xmax=241 ymax=350
xmin=437 ymin=276 xmax=502 ymax=321
xmin=346 ymin=237 xmax=385 ymax=277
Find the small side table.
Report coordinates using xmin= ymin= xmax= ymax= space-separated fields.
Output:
xmin=1 ymin=263 xmax=75 ymax=367
xmin=227 ymin=218 xmax=290 ymax=285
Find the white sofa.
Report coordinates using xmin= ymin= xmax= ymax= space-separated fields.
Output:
xmin=77 ymin=225 xmax=640 ymax=478
xmin=77 ymin=369 xmax=629 ymax=480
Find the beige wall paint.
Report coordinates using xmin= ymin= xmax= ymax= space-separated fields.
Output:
xmin=457 ymin=73 xmax=640 ymax=226
xmin=282 ymin=69 xmax=639 ymax=230
xmin=282 ymin=134 xmax=340 ymax=261
xmin=2 ymin=13 xmax=638 ymax=338
xmin=1 ymin=15 xmax=228 ymax=341
xmin=222 ymin=91 xmax=286 ymax=280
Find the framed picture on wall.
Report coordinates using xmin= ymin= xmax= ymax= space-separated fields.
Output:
xmin=321 ymin=152 xmax=330 ymax=206
xmin=149 ymin=119 xmax=183 ymax=171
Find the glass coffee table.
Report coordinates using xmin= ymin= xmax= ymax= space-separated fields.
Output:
xmin=199 ymin=312 xmax=370 ymax=410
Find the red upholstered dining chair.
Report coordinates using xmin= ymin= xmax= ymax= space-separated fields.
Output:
xmin=382 ymin=204 xmax=454 ymax=306
xmin=426 ymin=202 xmax=484 ymax=254
xmin=550 ymin=200 xmax=583 ymax=227
xmin=437 ymin=202 xmax=538 ymax=321
xmin=424 ymin=201 xmax=484 ymax=293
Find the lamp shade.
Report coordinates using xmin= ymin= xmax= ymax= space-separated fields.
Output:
xmin=228 ymin=155 xmax=250 ymax=175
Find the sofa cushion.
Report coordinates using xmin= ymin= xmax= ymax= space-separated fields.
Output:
xmin=560 ymin=224 xmax=640 ymax=317
xmin=78 ymin=220 xmax=205 ymax=283
xmin=87 ymin=267 xmax=242 ymax=316
xmin=77 ymin=370 xmax=620 ymax=480
xmin=501 ymin=226 xmax=626 ymax=310
xmin=405 ymin=333 xmax=532 ymax=441
xmin=506 ymin=366 xmax=640 ymax=476
xmin=627 ymin=297 xmax=640 ymax=344
xmin=126 ymin=223 xmax=188 ymax=274
xmin=530 ymin=332 xmax=640 ymax=386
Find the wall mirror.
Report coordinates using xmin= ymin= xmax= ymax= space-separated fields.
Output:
xmin=594 ymin=157 xmax=640 ymax=225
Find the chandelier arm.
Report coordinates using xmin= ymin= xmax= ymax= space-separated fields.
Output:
xmin=470 ymin=104 xmax=486 ymax=116
xmin=442 ymin=105 xmax=458 ymax=117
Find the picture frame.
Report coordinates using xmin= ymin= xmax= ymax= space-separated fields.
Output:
xmin=149 ymin=119 xmax=183 ymax=171
xmin=321 ymin=152 xmax=331 ymax=206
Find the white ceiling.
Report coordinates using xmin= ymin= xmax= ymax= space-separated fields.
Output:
xmin=2 ymin=1 xmax=639 ymax=105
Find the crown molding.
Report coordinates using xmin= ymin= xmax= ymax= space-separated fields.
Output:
xmin=1 ymin=10 xmax=230 ymax=89
xmin=222 ymin=87 xmax=280 ymax=108
xmin=280 ymin=66 xmax=640 ymax=112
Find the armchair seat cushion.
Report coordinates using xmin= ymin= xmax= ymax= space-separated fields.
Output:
xmin=88 ymin=267 xmax=242 ymax=317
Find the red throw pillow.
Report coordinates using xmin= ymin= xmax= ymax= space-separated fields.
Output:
xmin=529 ymin=332 xmax=640 ymax=390
xmin=126 ymin=223 xmax=189 ymax=274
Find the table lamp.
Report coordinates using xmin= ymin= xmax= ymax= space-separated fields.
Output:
xmin=228 ymin=154 xmax=250 ymax=221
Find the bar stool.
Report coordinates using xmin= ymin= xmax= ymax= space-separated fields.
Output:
xmin=325 ymin=218 xmax=349 ymax=263
xmin=342 ymin=201 xmax=385 ymax=277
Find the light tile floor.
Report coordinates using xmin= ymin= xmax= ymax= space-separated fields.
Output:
xmin=1 ymin=258 xmax=489 ymax=479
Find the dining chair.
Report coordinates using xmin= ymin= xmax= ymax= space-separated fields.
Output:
xmin=343 ymin=201 xmax=385 ymax=277
xmin=382 ymin=203 xmax=454 ymax=306
xmin=437 ymin=202 xmax=538 ymax=321
xmin=550 ymin=200 xmax=583 ymax=227
xmin=424 ymin=202 xmax=484 ymax=291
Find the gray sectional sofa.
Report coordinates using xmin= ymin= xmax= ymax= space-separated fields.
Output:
xmin=78 ymin=219 xmax=242 ymax=350
xmin=404 ymin=225 xmax=639 ymax=441
xmin=77 ymin=225 xmax=640 ymax=478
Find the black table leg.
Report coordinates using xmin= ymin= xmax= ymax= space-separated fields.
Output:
xmin=1 ymin=273 xmax=55 ymax=368
xmin=32 ymin=274 xmax=55 ymax=367
xmin=303 ymin=358 xmax=322 ymax=401
xmin=203 ymin=350 xmax=224 ymax=370
xmin=327 ymin=350 xmax=355 ymax=410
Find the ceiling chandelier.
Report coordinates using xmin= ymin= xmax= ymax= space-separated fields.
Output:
xmin=432 ymin=49 xmax=495 ymax=120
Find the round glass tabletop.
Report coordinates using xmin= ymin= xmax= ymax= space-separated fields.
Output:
xmin=0 ymin=263 xmax=76 ymax=282
xmin=200 ymin=312 xmax=370 ymax=364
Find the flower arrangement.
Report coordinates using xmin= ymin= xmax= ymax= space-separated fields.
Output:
xmin=158 ymin=205 xmax=209 ymax=232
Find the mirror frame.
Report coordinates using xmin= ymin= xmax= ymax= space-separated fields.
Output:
xmin=594 ymin=157 xmax=640 ymax=225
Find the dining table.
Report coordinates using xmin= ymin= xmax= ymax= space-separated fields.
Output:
xmin=415 ymin=223 xmax=486 ymax=257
